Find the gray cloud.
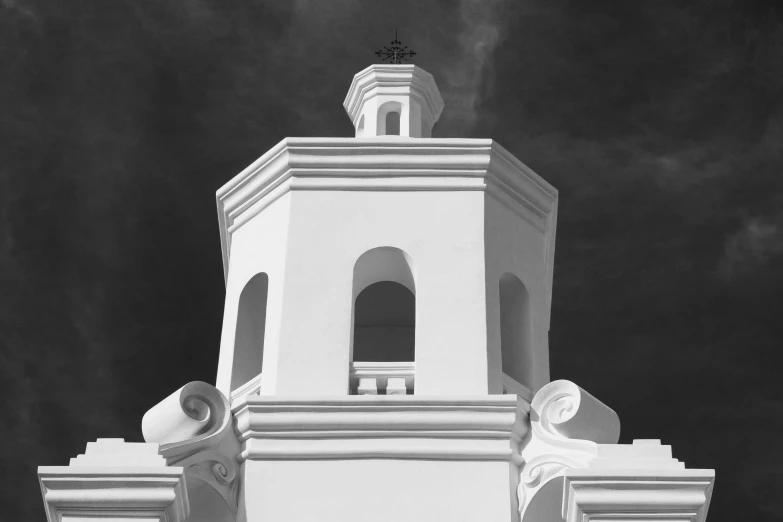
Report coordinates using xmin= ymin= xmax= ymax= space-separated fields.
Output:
xmin=437 ymin=0 xmax=509 ymax=135
xmin=717 ymin=216 xmax=783 ymax=279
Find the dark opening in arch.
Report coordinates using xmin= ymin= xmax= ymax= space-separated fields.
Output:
xmin=232 ymin=273 xmax=268 ymax=390
xmin=353 ymin=281 xmax=415 ymax=361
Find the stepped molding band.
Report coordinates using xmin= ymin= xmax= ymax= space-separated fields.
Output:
xmin=233 ymin=395 xmax=529 ymax=463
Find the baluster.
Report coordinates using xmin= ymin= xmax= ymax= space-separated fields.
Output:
xmin=357 ymin=377 xmax=378 ymax=395
xmin=386 ymin=377 xmax=407 ymax=395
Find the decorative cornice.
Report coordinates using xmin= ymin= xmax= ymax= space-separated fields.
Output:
xmin=232 ymin=395 xmax=529 ymax=463
xmin=38 ymin=439 xmax=189 ymax=522
xmin=343 ymin=64 xmax=444 ymax=125
xmin=215 ymin=138 xmax=559 ymax=291
xmin=563 ymin=470 xmax=715 ymax=522
xmin=142 ymin=381 xmax=241 ymax=517
xmin=39 ymin=468 xmax=189 ymax=522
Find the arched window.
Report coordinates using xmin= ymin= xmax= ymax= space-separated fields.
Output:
xmin=231 ymin=273 xmax=268 ymax=391
xmin=351 ymin=247 xmax=415 ymax=363
xmin=376 ymin=101 xmax=403 ymax=136
xmin=385 ymin=111 xmax=400 ymax=136
xmin=499 ymin=273 xmax=533 ymax=389
xmin=353 ymin=281 xmax=414 ymax=361
xmin=350 ymin=247 xmax=416 ymax=395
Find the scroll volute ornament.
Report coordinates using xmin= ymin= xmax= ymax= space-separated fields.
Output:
xmin=518 ymin=380 xmax=620 ymax=520
xmin=142 ymin=381 xmax=241 ymax=519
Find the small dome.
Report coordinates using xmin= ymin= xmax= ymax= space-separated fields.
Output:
xmin=343 ymin=64 xmax=444 ymax=138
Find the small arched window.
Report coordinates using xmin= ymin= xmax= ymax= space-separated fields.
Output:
xmin=351 ymin=247 xmax=415 ymax=363
xmin=499 ymin=273 xmax=533 ymax=389
xmin=232 ymin=273 xmax=268 ymax=391
xmin=376 ymin=101 xmax=403 ymax=136
xmin=353 ymin=281 xmax=414 ymax=361
xmin=385 ymin=111 xmax=400 ymax=136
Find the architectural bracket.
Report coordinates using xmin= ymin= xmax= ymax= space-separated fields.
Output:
xmin=518 ymin=380 xmax=620 ymax=520
xmin=518 ymin=380 xmax=714 ymax=522
xmin=142 ymin=381 xmax=241 ymax=519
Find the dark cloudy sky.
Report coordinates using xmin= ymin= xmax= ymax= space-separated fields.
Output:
xmin=2 ymin=0 xmax=782 ymax=520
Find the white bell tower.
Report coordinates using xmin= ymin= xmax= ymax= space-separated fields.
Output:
xmin=214 ymin=63 xmax=558 ymax=401
xmin=38 ymin=63 xmax=714 ymax=522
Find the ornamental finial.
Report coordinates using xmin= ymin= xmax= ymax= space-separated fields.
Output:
xmin=374 ymin=29 xmax=417 ymax=64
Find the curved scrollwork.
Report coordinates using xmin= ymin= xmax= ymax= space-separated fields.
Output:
xmin=518 ymin=380 xmax=620 ymax=520
xmin=142 ymin=381 xmax=240 ymax=517
xmin=531 ymin=380 xmax=620 ymax=447
xmin=142 ymin=381 xmax=233 ymax=458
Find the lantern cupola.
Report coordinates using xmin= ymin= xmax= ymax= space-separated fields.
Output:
xmin=343 ymin=64 xmax=444 ymax=138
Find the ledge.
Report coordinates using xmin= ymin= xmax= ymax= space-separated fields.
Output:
xmin=563 ymin=469 xmax=715 ymax=522
xmin=215 ymin=138 xmax=558 ymax=297
xmin=38 ymin=467 xmax=188 ymax=522
xmin=232 ymin=394 xmax=529 ymax=463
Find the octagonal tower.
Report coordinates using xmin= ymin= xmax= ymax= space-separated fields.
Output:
xmin=39 ymin=63 xmax=715 ymax=522
xmin=214 ymin=64 xmax=558 ymax=401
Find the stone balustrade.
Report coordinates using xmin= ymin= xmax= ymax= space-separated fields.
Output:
xmin=350 ymin=361 xmax=415 ymax=395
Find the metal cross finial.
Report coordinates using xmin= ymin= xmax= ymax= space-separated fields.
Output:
xmin=374 ymin=29 xmax=417 ymax=64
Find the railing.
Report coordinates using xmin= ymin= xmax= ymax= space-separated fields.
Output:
xmin=230 ymin=367 xmax=529 ymax=400
xmin=230 ymin=372 xmax=263 ymax=401
xmin=502 ymin=372 xmax=533 ymax=402
xmin=349 ymin=361 xmax=415 ymax=395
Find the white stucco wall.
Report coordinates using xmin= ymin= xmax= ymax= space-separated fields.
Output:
xmin=241 ymin=459 xmax=517 ymax=522
xmin=274 ymin=189 xmax=488 ymax=395
xmin=484 ymin=193 xmax=551 ymax=394
xmin=216 ymin=194 xmax=292 ymax=396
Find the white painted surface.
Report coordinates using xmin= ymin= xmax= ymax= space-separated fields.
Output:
xmin=563 ymin=469 xmax=715 ymax=522
xmin=243 ymin=460 xmax=516 ymax=522
xmin=215 ymin=137 xmax=558 ymax=399
xmin=517 ymin=380 xmax=714 ymax=522
xmin=37 ymin=64 xmax=715 ymax=522
xmin=38 ymin=439 xmax=188 ymax=522
xmin=343 ymin=64 xmax=444 ymax=138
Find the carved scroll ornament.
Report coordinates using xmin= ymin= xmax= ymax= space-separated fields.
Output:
xmin=518 ymin=380 xmax=620 ymax=520
xmin=142 ymin=381 xmax=241 ymax=516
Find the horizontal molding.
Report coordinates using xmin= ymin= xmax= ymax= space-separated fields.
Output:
xmin=241 ymin=438 xmax=523 ymax=464
xmin=351 ymin=361 xmax=415 ymax=374
xmin=216 ymin=138 xmax=558 ymax=282
xmin=232 ymin=395 xmax=529 ymax=463
xmin=563 ymin=470 xmax=715 ymax=522
xmin=38 ymin=467 xmax=188 ymax=522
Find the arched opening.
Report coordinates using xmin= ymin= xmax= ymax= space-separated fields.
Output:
xmin=350 ymin=247 xmax=416 ymax=394
xmin=499 ymin=273 xmax=533 ymax=389
xmin=385 ymin=111 xmax=400 ymax=135
xmin=376 ymin=101 xmax=403 ymax=136
xmin=353 ymin=281 xmax=415 ymax=362
xmin=231 ymin=273 xmax=268 ymax=391
xmin=357 ymin=114 xmax=365 ymax=137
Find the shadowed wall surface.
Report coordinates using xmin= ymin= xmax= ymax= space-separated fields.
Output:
xmin=1 ymin=1 xmax=782 ymax=520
